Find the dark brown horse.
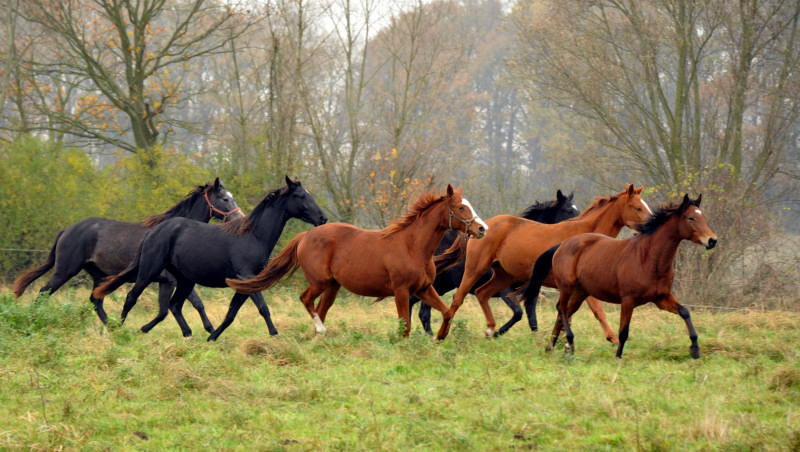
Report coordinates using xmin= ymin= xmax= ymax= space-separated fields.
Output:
xmin=434 ymin=185 xmax=651 ymax=340
xmin=520 ymin=194 xmax=717 ymax=359
xmin=12 ymin=178 xmax=243 ymax=332
xmin=226 ymin=185 xmax=487 ymax=337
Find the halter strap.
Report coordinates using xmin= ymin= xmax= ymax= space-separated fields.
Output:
xmin=449 ymin=206 xmax=477 ymax=238
xmin=204 ymin=189 xmax=241 ymax=222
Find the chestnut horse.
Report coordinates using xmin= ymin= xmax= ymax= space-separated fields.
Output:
xmin=226 ymin=185 xmax=487 ymax=337
xmin=434 ymin=185 xmax=651 ymax=340
xmin=519 ymin=194 xmax=717 ymax=359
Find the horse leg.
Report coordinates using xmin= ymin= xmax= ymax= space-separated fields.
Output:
xmin=185 ymin=288 xmax=215 ymax=334
xmin=300 ymin=284 xmax=327 ymax=334
xmin=548 ymin=288 xmax=573 ymax=352
xmin=86 ymin=267 xmax=109 ymax=325
xmin=474 ymin=270 xmax=515 ymax=337
xmin=493 ymin=293 xmax=523 ymax=337
xmin=393 ymin=288 xmax=412 ymax=338
xmin=615 ymin=297 xmax=636 ymax=359
xmin=561 ymin=289 xmax=588 ymax=353
xmin=437 ymin=254 xmax=493 ymax=340
xmin=316 ymin=283 xmax=342 ymax=323
xmin=142 ymin=281 xmax=195 ymax=336
xmin=415 ymin=285 xmax=452 ymax=338
xmin=585 ymin=296 xmax=618 ymax=344
xmin=249 ymin=292 xmax=279 ymax=336
xmin=208 ymin=293 xmax=250 ymax=341
xmin=655 ymin=294 xmax=700 ymax=359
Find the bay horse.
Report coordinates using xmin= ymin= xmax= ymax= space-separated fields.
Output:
xmin=519 ymin=194 xmax=717 ymax=359
xmin=434 ymin=184 xmax=652 ymax=340
xmin=12 ymin=178 xmax=243 ymax=333
xmin=92 ymin=177 xmax=327 ymax=339
xmin=411 ymin=190 xmax=580 ymax=335
xmin=226 ymin=185 xmax=487 ymax=338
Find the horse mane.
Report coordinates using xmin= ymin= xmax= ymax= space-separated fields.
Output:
xmin=141 ymin=183 xmax=210 ymax=227
xmin=569 ymin=192 xmax=621 ymax=220
xmin=635 ymin=199 xmax=699 ymax=235
xmin=219 ymin=187 xmax=283 ymax=236
xmin=382 ymin=192 xmax=446 ymax=237
xmin=519 ymin=199 xmax=557 ymax=220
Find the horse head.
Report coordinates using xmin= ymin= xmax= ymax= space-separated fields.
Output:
xmin=619 ymin=184 xmax=651 ymax=229
xmin=283 ymin=175 xmax=328 ymax=227
xmin=677 ymin=194 xmax=717 ymax=249
xmin=445 ymin=184 xmax=487 ymax=239
xmin=206 ymin=177 xmax=245 ymax=221
xmin=553 ymin=190 xmax=581 ymax=223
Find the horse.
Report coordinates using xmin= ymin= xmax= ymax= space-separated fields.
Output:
xmin=411 ymin=190 xmax=580 ymax=335
xmin=519 ymin=194 xmax=717 ymax=359
xmin=433 ymin=184 xmax=652 ymax=340
xmin=225 ymin=185 xmax=488 ymax=338
xmin=12 ymin=178 xmax=243 ymax=333
xmin=92 ymin=176 xmax=327 ymax=339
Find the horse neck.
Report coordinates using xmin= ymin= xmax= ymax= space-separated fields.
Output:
xmin=184 ymin=195 xmax=213 ymax=223
xmin=250 ymin=201 xmax=290 ymax=246
xmin=637 ymin=218 xmax=683 ymax=275
xmin=571 ymin=199 xmax=625 ymax=237
xmin=395 ymin=201 xmax=450 ymax=258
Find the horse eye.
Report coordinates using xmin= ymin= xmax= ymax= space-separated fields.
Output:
xmin=688 ymin=217 xmax=695 ymax=222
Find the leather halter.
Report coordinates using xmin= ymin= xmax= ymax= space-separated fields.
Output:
xmin=204 ymin=189 xmax=241 ymax=222
xmin=449 ymin=204 xmax=478 ymax=238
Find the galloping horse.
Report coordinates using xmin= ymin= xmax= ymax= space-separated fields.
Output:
xmin=434 ymin=185 xmax=651 ymax=340
xmin=226 ymin=185 xmax=487 ymax=338
xmin=13 ymin=178 xmax=243 ymax=333
xmin=519 ymin=194 xmax=717 ymax=359
xmin=93 ymin=177 xmax=327 ymax=339
xmin=412 ymin=190 xmax=580 ymax=335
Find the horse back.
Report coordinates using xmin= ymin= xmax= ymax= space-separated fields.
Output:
xmin=554 ymin=233 xmax=628 ymax=304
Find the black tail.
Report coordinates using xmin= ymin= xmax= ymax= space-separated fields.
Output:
xmin=519 ymin=244 xmax=561 ymax=311
xmin=12 ymin=231 xmax=63 ymax=297
xmin=92 ymin=244 xmax=143 ymax=299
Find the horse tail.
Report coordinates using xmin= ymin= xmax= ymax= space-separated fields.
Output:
xmin=12 ymin=230 xmax=64 ymax=297
xmin=91 ymin=247 xmax=143 ymax=299
xmin=226 ymin=231 xmax=307 ymax=295
xmin=434 ymin=234 xmax=467 ymax=274
xmin=518 ymin=244 xmax=561 ymax=310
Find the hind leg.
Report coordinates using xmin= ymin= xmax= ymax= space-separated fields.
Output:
xmin=185 ymin=289 xmax=215 ymax=334
xmin=493 ymin=292 xmax=523 ymax=337
xmin=86 ymin=267 xmax=110 ymax=325
xmin=299 ymin=283 xmax=327 ymax=334
xmin=416 ymin=286 xmax=453 ymax=338
xmin=208 ymin=293 xmax=250 ymax=341
xmin=585 ymin=296 xmax=618 ymax=344
xmin=548 ymin=287 xmax=587 ymax=352
xmin=474 ymin=270 xmax=515 ymax=337
xmin=141 ymin=281 xmax=195 ymax=336
xmin=437 ymin=268 xmax=486 ymax=340
xmin=250 ymin=292 xmax=279 ymax=336
xmin=316 ymin=283 xmax=342 ymax=323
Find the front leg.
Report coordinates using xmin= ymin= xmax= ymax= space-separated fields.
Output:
xmin=655 ymin=294 xmax=700 ymax=359
xmin=416 ymin=285 xmax=452 ymax=339
xmin=393 ymin=287 xmax=412 ymax=338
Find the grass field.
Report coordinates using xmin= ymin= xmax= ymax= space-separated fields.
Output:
xmin=1 ymin=284 xmax=799 ymax=451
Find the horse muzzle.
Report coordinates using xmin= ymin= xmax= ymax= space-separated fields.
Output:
xmin=704 ymin=237 xmax=717 ymax=250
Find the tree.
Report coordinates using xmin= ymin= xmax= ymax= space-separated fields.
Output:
xmin=15 ymin=0 xmax=255 ymax=165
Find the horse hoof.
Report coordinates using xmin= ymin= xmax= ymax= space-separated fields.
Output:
xmin=269 ymin=330 xmax=279 ymax=336
xmin=545 ymin=345 xmax=553 ymax=353
xmin=485 ymin=329 xmax=495 ymax=337
xmin=690 ymin=347 xmax=700 ymax=359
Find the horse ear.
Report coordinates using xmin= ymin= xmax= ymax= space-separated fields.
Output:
xmin=556 ymin=189 xmax=565 ymax=201
xmin=626 ymin=184 xmax=635 ymax=195
xmin=695 ymin=194 xmax=702 ymax=206
xmin=285 ymin=175 xmax=295 ymax=189
xmin=568 ymin=192 xmax=574 ymax=201
xmin=681 ymin=193 xmax=691 ymax=208
xmin=214 ymin=177 xmax=221 ymax=189
xmin=635 ymin=185 xmax=644 ymax=194
xmin=446 ymin=184 xmax=454 ymax=199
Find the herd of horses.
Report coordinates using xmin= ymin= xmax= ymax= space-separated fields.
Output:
xmin=12 ymin=176 xmax=717 ymax=359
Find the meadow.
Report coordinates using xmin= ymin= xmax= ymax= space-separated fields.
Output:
xmin=1 ymin=284 xmax=798 ymax=451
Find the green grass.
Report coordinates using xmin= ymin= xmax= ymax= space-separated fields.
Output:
xmin=1 ymin=285 xmax=798 ymax=451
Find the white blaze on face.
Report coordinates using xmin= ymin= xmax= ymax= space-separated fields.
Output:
xmin=461 ymin=198 xmax=489 ymax=232
xmin=694 ymin=209 xmax=702 ymax=215
xmin=640 ymin=198 xmax=653 ymax=215
xmin=313 ymin=313 xmax=327 ymax=334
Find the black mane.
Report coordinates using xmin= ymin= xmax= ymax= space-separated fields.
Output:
xmin=220 ymin=187 xmax=283 ymax=236
xmin=636 ymin=198 xmax=699 ymax=236
xmin=519 ymin=199 xmax=559 ymax=221
xmin=142 ymin=183 xmax=211 ymax=227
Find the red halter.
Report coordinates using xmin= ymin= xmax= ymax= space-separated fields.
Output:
xmin=204 ymin=189 xmax=241 ymax=222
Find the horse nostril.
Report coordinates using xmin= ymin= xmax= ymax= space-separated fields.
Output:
xmin=707 ymin=237 xmax=717 ymax=249
xmin=479 ymin=226 xmax=485 ymax=233
xmin=320 ymin=216 xmax=328 ymax=225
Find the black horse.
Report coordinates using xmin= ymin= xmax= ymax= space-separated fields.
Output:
xmin=412 ymin=190 xmax=579 ymax=335
xmin=93 ymin=176 xmax=328 ymax=339
xmin=13 ymin=178 xmax=243 ymax=333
